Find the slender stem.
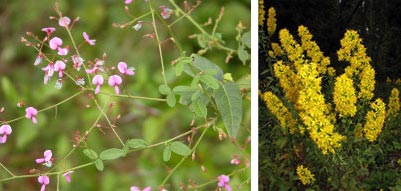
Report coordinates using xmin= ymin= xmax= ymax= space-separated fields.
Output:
xmin=148 ymin=0 xmax=168 ymax=85
xmin=1 ymin=91 xmax=84 ymax=125
xmin=97 ymin=91 xmax=166 ymax=102
xmin=155 ymin=10 xmax=184 ymax=55
xmin=0 ymin=162 xmax=94 ymax=182
xmin=160 ymin=123 xmax=211 ymax=187
xmin=168 ymin=0 xmax=209 ymax=36
xmin=0 ymin=162 xmax=15 ymax=177
xmin=65 ymin=27 xmax=93 ymax=89
xmin=122 ymin=11 xmax=152 ymax=27
xmin=91 ymin=96 xmax=125 ymax=147
xmin=128 ymin=117 xmax=217 ymax=153
xmin=56 ymin=173 xmax=60 ymax=191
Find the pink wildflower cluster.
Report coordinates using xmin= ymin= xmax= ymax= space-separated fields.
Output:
xmin=130 ymin=186 xmax=151 ymax=191
xmin=217 ymin=175 xmax=232 ymax=191
xmin=0 ymin=124 xmax=12 ymax=144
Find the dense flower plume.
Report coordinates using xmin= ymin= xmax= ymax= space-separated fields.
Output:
xmin=296 ymin=165 xmax=315 ymax=185
xmin=363 ymin=98 xmax=386 ymax=142
xmin=267 ymin=7 xmax=276 ymax=36
xmin=333 ymin=74 xmax=357 ymax=117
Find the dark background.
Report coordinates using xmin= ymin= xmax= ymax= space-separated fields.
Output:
xmin=263 ymin=0 xmax=401 ymax=84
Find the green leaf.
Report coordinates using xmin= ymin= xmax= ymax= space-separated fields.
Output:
xmin=95 ymin=159 xmax=104 ymax=171
xmin=200 ymin=75 xmax=219 ymax=90
xmin=99 ymin=148 xmax=125 ymax=160
xmin=163 ymin=146 xmax=172 ymax=162
xmin=172 ymin=86 xmax=198 ymax=95
xmin=83 ymin=149 xmax=98 ymax=160
xmin=197 ymin=33 xmax=209 ymax=48
xmin=192 ymin=98 xmax=207 ymax=118
xmin=175 ymin=57 xmax=192 ymax=76
xmin=224 ymin=73 xmax=234 ymax=82
xmin=191 ymin=90 xmax=201 ymax=101
xmin=214 ymin=82 xmax=242 ymax=138
xmin=242 ymin=31 xmax=251 ymax=48
xmin=167 ymin=94 xmax=176 ymax=107
xmin=170 ymin=141 xmax=192 ymax=156
xmin=203 ymin=69 xmax=218 ymax=76
xmin=184 ymin=54 xmax=224 ymax=81
xmin=126 ymin=139 xmax=148 ymax=149
xmin=238 ymin=44 xmax=249 ymax=65
xmin=158 ymin=84 xmax=171 ymax=95
xmin=191 ymin=75 xmax=201 ymax=87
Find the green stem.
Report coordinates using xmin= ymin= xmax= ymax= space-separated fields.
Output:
xmin=0 ymin=162 xmax=94 ymax=182
xmin=148 ymin=0 xmax=168 ymax=85
xmin=0 ymin=162 xmax=15 ymax=177
xmin=91 ymin=96 xmax=125 ymax=147
xmin=65 ymin=27 xmax=93 ymax=89
xmin=159 ymin=123 xmax=212 ymax=187
xmin=97 ymin=91 xmax=166 ymax=102
xmin=1 ymin=91 xmax=84 ymax=125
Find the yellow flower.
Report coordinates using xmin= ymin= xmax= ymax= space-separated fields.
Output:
xmin=267 ymin=7 xmax=277 ymax=36
xmin=298 ymin=25 xmax=330 ymax=74
xmin=388 ymin=88 xmax=400 ymax=117
xmin=279 ymin=29 xmax=305 ymax=71
xmin=273 ymin=61 xmax=300 ymax=105
xmin=338 ymin=30 xmax=375 ymax=101
xmin=271 ymin=43 xmax=283 ymax=57
xmin=258 ymin=0 xmax=265 ymax=26
xmin=262 ymin=91 xmax=298 ymax=134
xmin=363 ymin=98 xmax=386 ymax=142
xmin=297 ymin=63 xmax=345 ymax=154
xmin=333 ymin=74 xmax=357 ymax=117
xmin=296 ymin=165 xmax=315 ymax=185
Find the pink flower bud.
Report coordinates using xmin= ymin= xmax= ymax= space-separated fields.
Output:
xmin=0 ymin=124 xmax=12 ymax=144
xmin=54 ymin=60 xmax=66 ymax=78
xmin=117 ymin=62 xmax=135 ymax=75
xmin=83 ymin=32 xmax=96 ymax=45
xmin=38 ymin=175 xmax=50 ymax=191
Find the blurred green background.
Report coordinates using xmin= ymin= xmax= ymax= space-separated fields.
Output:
xmin=0 ymin=0 xmax=250 ymax=190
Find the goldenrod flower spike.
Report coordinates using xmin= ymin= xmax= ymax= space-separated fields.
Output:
xmin=296 ymin=165 xmax=315 ymax=185
xmin=267 ymin=7 xmax=277 ymax=36
xmin=363 ymin=98 xmax=386 ymax=142
xmin=333 ymin=74 xmax=357 ymax=117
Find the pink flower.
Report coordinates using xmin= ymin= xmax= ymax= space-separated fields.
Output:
xmin=34 ymin=53 xmax=44 ymax=66
xmin=42 ymin=62 xmax=54 ymax=84
xmin=36 ymin=150 xmax=53 ymax=167
xmin=41 ymin=27 xmax=56 ymax=37
xmin=118 ymin=62 xmax=135 ymax=75
xmin=59 ymin=16 xmax=71 ymax=27
xmin=160 ymin=6 xmax=172 ymax=19
xmin=54 ymin=61 xmax=66 ymax=78
xmin=38 ymin=175 xmax=50 ymax=191
xmin=86 ymin=59 xmax=104 ymax=74
xmin=49 ymin=37 xmax=62 ymax=50
xmin=57 ymin=47 xmax=69 ymax=56
xmin=218 ymin=175 xmax=232 ymax=191
xmin=125 ymin=0 xmax=132 ymax=5
xmin=0 ymin=124 xmax=12 ymax=144
xmin=108 ymin=75 xmax=123 ymax=94
xmin=72 ymin=55 xmax=84 ymax=71
xmin=133 ymin=21 xmax=143 ymax=31
xmin=130 ymin=186 xmax=151 ymax=191
xmin=230 ymin=155 xmax=241 ymax=165
xmin=63 ymin=171 xmax=74 ymax=183
xmin=25 ymin=107 xmax=38 ymax=124
xmin=83 ymin=32 xmax=96 ymax=45
xmin=92 ymin=75 xmax=104 ymax=94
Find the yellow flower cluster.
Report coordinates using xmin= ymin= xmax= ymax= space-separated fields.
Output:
xmin=258 ymin=0 xmax=265 ymax=26
xmin=363 ymin=98 xmax=386 ymax=142
xmin=269 ymin=42 xmax=283 ymax=58
xmin=333 ymin=74 xmax=357 ymax=117
xmin=267 ymin=7 xmax=277 ymax=36
xmin=338 ymin=30 xmax=375 ymax=101
xmin=262 ymin=91 xmax=298 ymax=134
xmin=296 ymin=165 xmax=315 ymax=185
xmin=273 ymin=61 xmax=300 ymax=105
xmin=279 ymin=29 xmax=305 ymax=71
xmin=298 ymin=25 xmax=330 ymax=74
xmin=388 ymin=88 xmax=400 ymax=117
xmin=297 ymin=63 xmax=345 ymax=154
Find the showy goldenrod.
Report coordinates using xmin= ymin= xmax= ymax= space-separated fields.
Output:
xmin=363 ymin=98 xmax=386 ymax=142
xmin=267 ymin=7 xmax=277 ymax=36
xmin=262 ymin=91 xmax=297 ymax=134
xmin=258 ymin=0 xmax=265 ymax=26
xmin=296 ymin=165 xmax=315 ymax=185
xmin=388 ymin=88 xmax=400 ymax=117
xmin=333 ymin=74 xmax=357 ymax=117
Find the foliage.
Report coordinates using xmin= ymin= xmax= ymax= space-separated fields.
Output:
xmin=0 ymin=0 xmax=251 ymax=190
xmin=260 ymin=7 xmax=401 ymax=190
